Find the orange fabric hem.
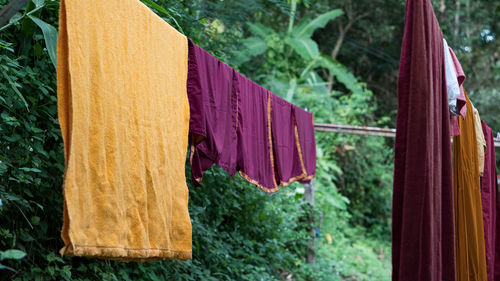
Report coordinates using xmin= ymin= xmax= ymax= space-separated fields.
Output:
xmin=279 ymin=172 xmax=307 ymax=187
xmin=60 ymin=244 xmax=192 ymax=262
xmin=239 ymin=171 xmax=280 ymax=193
xmin=294 ymin=119 xmax=308 ymax=176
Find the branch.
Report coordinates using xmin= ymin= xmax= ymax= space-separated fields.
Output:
xmin=0 ymin=0 xmax=29 ymax=28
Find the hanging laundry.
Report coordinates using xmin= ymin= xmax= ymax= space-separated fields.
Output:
xmin=235 ymin=74 xmax=279 ymax=193
xmin=393 ymin=0 xmax=455 ymax=280
xmin=480 ymin=121 xmax=498 ymax=281
xmin=471 ymin=103 xmax=487 ymax=176
xmin=453 ymin=92 xmax=488 ymax=281
xmin=448 ymin=47 xmax=466 ymax=115
xmin=187 ymin=39 xmax=238 ymax=183
xmin=293 ymin=106 xmax=316 ymax=183
xmin=443 ymin=39 xmax=461 ymax=116
xmin=57 ymin=0 xmax=192 ymax=261
xmin=270 ymin=94 xmax=307 ymax=186
xmin=447 ymin=46 xmax=468 ymax=136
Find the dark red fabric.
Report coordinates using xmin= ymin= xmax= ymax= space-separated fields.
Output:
xmin=293 ymin=106 xmax=316 ymax=184
xmin=393 ymin=0 xmax=455 ymax=280
xmin=481 ymin=121 xmax=498 ymax=281
xmin=270 ymin=94 xmax=307 ymax=186
xmin=186 ymin=39 xmax=316 ymax=192
xmin=235 ymin=73 xmax=278 ymax=192
xmin=187 ymin=39 xmax=238 ymax=182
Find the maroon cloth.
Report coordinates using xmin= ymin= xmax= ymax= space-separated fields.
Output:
xmin=235 ymin=73 xmax=278 ymax=192
xmin=481 ymin=121 xmax=498 ymax=281
xmin=270 ymin=94 xmax=307 ymax=186
xmin=393 ymin=0 xmax=455 ymax=280
xmin=187 ymin=39 xmax=238 ymax=182
xmin=293 ymin=105 xmax=316 ymax=183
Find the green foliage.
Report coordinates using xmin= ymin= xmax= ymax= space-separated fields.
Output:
xmin=0 ymin=0 xmax=395 ymax=280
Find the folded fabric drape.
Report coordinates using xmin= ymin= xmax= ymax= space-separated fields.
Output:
xmin=480 ymin=121 xmax=498 ymax=281
xmin=187 ymin=39 xmax=238 ymax=183
xmin=293 ymin=106 xmax=316 ymax=184
xmin=235 ymin=74 xmax=279 ymax=192
xmin=270 ymin=94 xmax=307 ymax=186
xmin=58 ymin=0 xmax=192 ymax=261
xmin=453 ymin=92 xmax=488 ymax=281
xmin=393 ymin=0 xmax=455 ymax=280
xmin=186 ymin=41 xmax=316 ymax=192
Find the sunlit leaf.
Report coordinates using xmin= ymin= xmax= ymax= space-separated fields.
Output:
xmin=292 ymin=9 xmax=343 ymax=38
xmin=28 ymin=16 xmax=57 ymax=68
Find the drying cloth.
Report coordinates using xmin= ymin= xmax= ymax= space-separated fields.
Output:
xmin=187 ymin=39 xmax=238 ymax=183
xmin=293 ymin=106 xmax=316 ymax=184
xmin=443 ymin=39 xmax=460 ymax=114
xmin=480 ymin=121 xmax=498 ymax=281
xmin=57 ymin=0 xmax=192 ymax=261
xmin=449 ymin=47 xmax=467 ymax=136
xmin=453 ymin=92 xmax=488 ymax=281
xmin=392 ymin=0 xmax=455 ymax=280
xmin=235 ymin=73 xmax=278 ymax=193
xmin=471 ymin=103 xmax=486 ymax=176
xmin=270 ymin=93 xmax=307 ymax=186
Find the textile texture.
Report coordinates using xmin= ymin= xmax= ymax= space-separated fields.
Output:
xmin=392 ymin=0 xmax=455 ymax=280
xmin=187 ymin=39 xmax=238 ymax=183
xmin=448 ymin=47 xmax=466 ymax=137
xmin=57 ymin=0 xmax=192 ymax=261
xmin=453 ymin=93 xmax=487 ymax=281
xmin=472 ymin=104 xmax=486 ymax=176
xmin=293 ymin=106 xmax=316 ymax=184
xmin=481 ymin=121 xmax=498 ymax=281
xmin=270 ymin=94 xmax=307 ymax=186
xmin=235 ymin=73 xmax=278 ymax=192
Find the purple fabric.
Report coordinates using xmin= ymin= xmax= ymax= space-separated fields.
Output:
xmin=235 ymin=73 xmax=278 ymax=192
xmin=293 ymin=106 xmax=316 ymax=183
xmin=270 ymin=93 xmax=307 ymax=186
xmin=393 ymin=0 xmax=455 ymax=280
xmin=481 ymin=121 xmax=498 ymax=281
xmin=187 ymin=39 xmax=238 ymax=182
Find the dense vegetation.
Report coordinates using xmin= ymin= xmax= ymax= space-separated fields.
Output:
xmin=0 ymin=0 xmax=498 ymax=280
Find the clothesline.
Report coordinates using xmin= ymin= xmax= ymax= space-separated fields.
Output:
xmin=314 ymin=123 xmax=500 ymax=147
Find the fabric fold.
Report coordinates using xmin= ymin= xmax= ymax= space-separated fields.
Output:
xmin=187 ymin=39 xmax=238 ymax=183
xmin=58 ymin=0 xmax=192 ymax=261
xmin=269 ymin=94 xmax=307 ymax=186
xmin=293 ymin=106 xmax=316 ymax=183
xmin=453 ymin=92 xmax=488 ymax=281
xmin=235 ymin=74 xmax=279 ymax=193
xmin=480 ymin=120 xmax=498 ymax=281
xmin=392 ymin=0 xmax=455 ymax=280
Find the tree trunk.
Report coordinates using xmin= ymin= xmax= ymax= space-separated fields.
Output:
xmin=0 ymin=0 xmax=30 ymax=28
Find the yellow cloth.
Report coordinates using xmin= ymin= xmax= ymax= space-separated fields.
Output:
xmin=471 ymin=103 xmax=486 ymax=176
xmin=57 ymin=0 xmax=191 ymax=261
xmin=453 ymin=92 xmax=487 ymax=281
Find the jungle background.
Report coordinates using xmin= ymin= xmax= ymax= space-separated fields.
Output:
xmin=0 ymin=0 xmax=498 ymax=280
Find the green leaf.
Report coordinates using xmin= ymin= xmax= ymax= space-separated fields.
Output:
xmin=0 ymin=249 xmax=27 ymax=261
xmin=248 ymin=23 xmax=276 ymax=39
xmin=32 ymin=0 xmax=45 ymax=8
xmin=292 ymin=9 xmax=343 ymax=38
xmin=1 ymin=68 xmax=29 ymax=110
xmin=287 ymin=38 xmax=319 ymax=60
xmin=140 ymin=0 xmax=184 ymax=34
xmin=318 ymin=55 xmax=363 ymax=94
xmin=242 ymin=37 xmax=268 ymax=57
xmin=28 ymin=16 xmax=57 ymax=68
xmin=0 ymin=263 xmax=16 ymax=272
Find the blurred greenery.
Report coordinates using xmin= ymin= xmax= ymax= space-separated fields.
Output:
xmin=0 ymin=0 xmax=497 ymax=280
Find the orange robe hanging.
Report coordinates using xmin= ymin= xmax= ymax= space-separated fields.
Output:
xmin=453 ymin=91 xmax=488 ymax=280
